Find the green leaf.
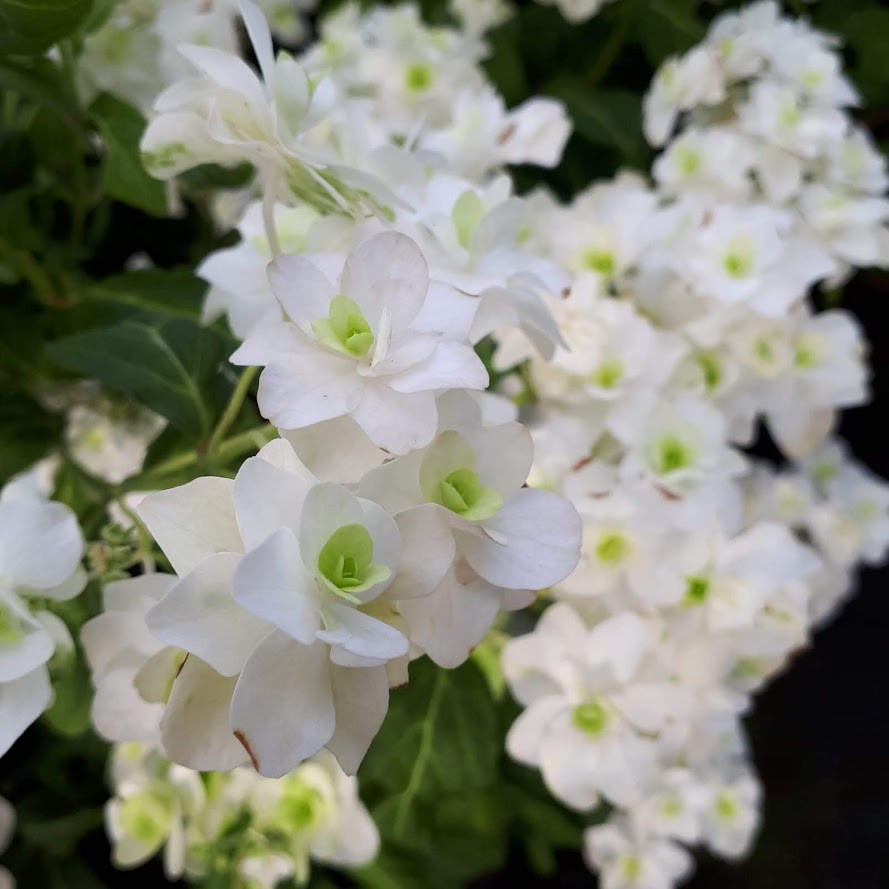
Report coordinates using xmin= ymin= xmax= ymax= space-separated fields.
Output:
xmin=361 ymin=658 xmax=498 ymax=816
xmin=75 ymin=267 xmax=207 ymax=322
xmin=843 ymin=8 xmax=889 ymax=104
xmin=0 ymin=392 xmax=62 ymax=484
xmin=90 ymin=93 xmax=167 ymax=217
xmin=43 ymin=649 xmax=93 ymax=738
xmin=0 ymin=0 xmax=92 ymax=54
xmin=17 ymin=808 xmax=103 ymax=856
xmin=546 ymin=80 xmax=649 ymax=168
xmin=46 ymin=318 xmax=227 ymax=438
xmin=632 ymin=0 xmax=705 ymax=66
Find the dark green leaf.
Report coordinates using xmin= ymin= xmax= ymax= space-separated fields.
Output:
xmin=361 ymin=658 xmax=498 ymax=811
xmin=0 ymin=0 xmax=92 ymax=53
xmin=632 ymin=0 xmax=705 ymax=66
xmin=46 ymin=318 xmax=227 ymax=437
xmin=75 ymin=267 xmax=207 ymax=322
xmin=546 ymin=80 xmax=649 ymax=168
xmin=0 ymin=392 xmax=62 ymax=484
xmin=90 ymin=93 xmax=167 ymax=217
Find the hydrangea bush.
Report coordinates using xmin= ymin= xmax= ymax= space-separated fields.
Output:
xmin=0 ymin=0 xmax=887 ymax=887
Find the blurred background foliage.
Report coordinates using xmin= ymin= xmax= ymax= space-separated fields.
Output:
xmin=1 ymin=0 xmax=888 ymax=886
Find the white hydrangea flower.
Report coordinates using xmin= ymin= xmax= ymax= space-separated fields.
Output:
xmin=534 ymin=0 xmax=618 ymax=25
xmin=584 ymin=818 xmax=693 ymax=889
xmin=504 ymin=606 xmax=685 ymax=809
xmin=699 ymin=773 xmax=761 ymax=859
xmin=82 ymin=574 xmax=180 ymax=745
xmin=1 ymin=487 xmax=85 ymax=758
xmin=141 ymin=1 xmax=392 ymax=219
xmin=231 ymin=231 xmax=488 ymax=454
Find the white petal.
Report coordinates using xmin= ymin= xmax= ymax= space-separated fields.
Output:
xmin=586 ymin=612 xmax=647 ymax=686
xmin=0 ymin=666 xmax=52 ymax=758
xmin=233 ymin=528 xmax=320 ymax=644
xmin=341 ymin=232 xmax=429 ymax=336
xmin=138 ymin=477 xmax=242 ymax=576
xmin=317 ymin=599 xmax=408 ymax=661
xmin=257 ymin=351 xmax=361 ymax=430
xmin=147 ymin=553 xmax=270 ymax=677
xmin=0 ymin=594 xmax=54 ymax=682
xmin=177 ymin=44 xmax=266 ymax=106
xmin=233 ymin=452 xmax=314 ymax=551
xmin=471 ymin=423 xmax=534 ymax=498
xmin=386 ymin=504 xmax=456 ymax=600
xmin=505 ymin=694 xmax=567 ymax=766
xmin=161 ymin=656 xmax=248 ymax=771
xmin=459 ymin=489 xmax=582 ymax=590
xmin=91 ymin=669 xmax=164 ymax=745
xmin=282 ymin=418 xmax=386 ymax=484
xmin=326 ymin=664 xmax=389 ymax=775
xmin=239 ymin=0 xmax=275 ymax=85
xmin=268 ymin=254 xmax=336 ymax=326
xmin=230 ymin=632 xmax=335 ymax=777
xmin=399 ymin=561 xmax=500 ymax=668
xmin=355 ymin=449 xmax=425 ymax=514
xmin=350 ymin=383 xmax=438 ymax=454
xmin=388 ymin=342 xmax=488 ymax=394
xmin=0 ymin=498 xmax=83 ymax=590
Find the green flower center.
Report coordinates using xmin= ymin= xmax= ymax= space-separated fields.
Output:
xmin=696 ymin=352 xmax=721 ymax=390
xmin=572 ymin=700 xmax=609 ymax=737
xmin=405 ymin=63 xmax=434 ymax=93
xmin=723 ymin=240 xmax=754 ymax=279
xmin=311 ymin=295 xmax=375 ymax=358
xmin=715 ymin=792 xmax=738 ymax=820
xmin=620 ymin=856 xmax=641 ymax=880
xmin=452 ymin=190 xmax=485 ymax=249
xmin=317 ymin=524 xmax=390 ymax=599
xmin=596 ymin=533 xmax=630 ymax=564
xmin=591 ymin=360 xmax=623 ymax=389
xmin=277 ymin=780 xmax=324 ymax=830
xmin=437 ymin=468 xmax=503 ymax=522
xmin=661 ymin=796 xmax=682 ymax=817
xmin=582 ymin=248 xmax=616 ymax=277
xmin=684 ymin=575 xmax=710 ymax=606
xmin=0 ymin=602 xmax=23 ymax=645
xmin=118 ymin=791 xmax=172 ymax=848
xmin=655 ymin=436 xmax=694 ymax=475
xmin=794 ymin=334 xmax=821 ymax=369
xmin=676 ymin=146 xmax=701 ymax=177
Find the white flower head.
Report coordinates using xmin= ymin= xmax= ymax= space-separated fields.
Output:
xmin=232 ymin=231 xmax=488 ymax=454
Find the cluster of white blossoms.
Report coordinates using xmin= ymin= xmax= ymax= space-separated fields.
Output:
xmin=79 ymin=0 xmax=318 ymax=112
xmin=491 ymin=3 xmax=889 ymax=886
xmin=85 ymin=0 xmax=580 ymax=790
xmin=103 ymin=742 xmax=377 ymax=887
xmin=4 ymin=0 xmax=887 ymax=885
xmin=0 ymin=473 xmax=86 ymax=760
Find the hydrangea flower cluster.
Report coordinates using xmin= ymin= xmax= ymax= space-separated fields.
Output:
xmin=489 ymin=3 xmax=889 ymax=885
xmin=104 ymin=743 xmax=377 ymax=888
xmin=79 ymin=0 xmax=318 ymax=112
xmin=112 ymin=0 xmax=581 ymax=784
xmin=2 ymin=1 xmax=887 ymax=886
xmin=0 ymin=475 xmax=86 ymax=759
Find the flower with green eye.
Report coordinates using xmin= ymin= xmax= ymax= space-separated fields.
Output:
xmin=311 ymin=296 xmax=375 ymax=358
xmin=316 ymin=524 xmax=391 ymax=599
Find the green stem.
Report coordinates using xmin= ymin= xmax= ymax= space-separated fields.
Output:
xmin=585 ymin=0 xmax=637 ymax=88
xmin=115 ymin=497 xmax=156 ymax=573
xmin=207 ymin=366 xmax=259 ymax=456
xmin=213 ymin=424 xmax=277 ymax=464
xmin=0 ymin=238 xmax=65 ymax=306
